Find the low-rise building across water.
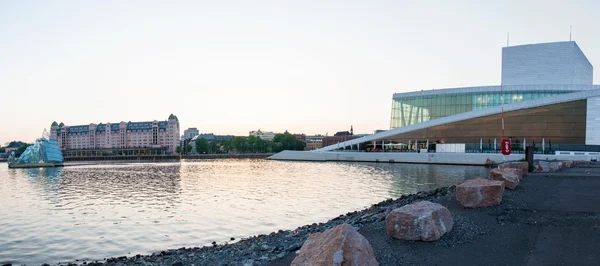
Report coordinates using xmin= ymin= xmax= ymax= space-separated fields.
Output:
xmin=182 ymin=128 xmax=199 ymax=140
xmin=50 ymin=114 xmax=181 ymax=155
xmin=249 ymin=129 xmax=276 ymax=141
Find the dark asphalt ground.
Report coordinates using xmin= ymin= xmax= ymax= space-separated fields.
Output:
xmin=269 ymin=165 xmax=600 ymax=266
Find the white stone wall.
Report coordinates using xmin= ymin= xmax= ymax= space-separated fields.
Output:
xmin=573 ymin=42 xmax=594 ymax=84
xmin=502 ymin=41 xmax=592 ymax=85
xmin=586 ymin=96 xmax=600 ymax=145
xmin=270 ymin=151 xmax=597 ymax=165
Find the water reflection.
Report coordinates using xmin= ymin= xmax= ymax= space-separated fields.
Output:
xmin=17 ymin=167 xmax=64 ymax=187
xmin=21 ymin=167 xmax=64 ymax=178
xmin=372 ymin=163 xmax=489 ymax=196
xmin=18 ymin=164 xmax=183 ymax=206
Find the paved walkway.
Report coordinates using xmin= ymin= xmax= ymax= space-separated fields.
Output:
xmin=271 ymin=165 xmax=600 ymax=266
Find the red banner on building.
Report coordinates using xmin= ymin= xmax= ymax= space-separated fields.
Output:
xmin=501 ymin=138 xmax=511 ymax=155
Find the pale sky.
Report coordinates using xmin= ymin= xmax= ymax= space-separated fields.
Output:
xmin=2 ymin=0 xmax=600 ymax=145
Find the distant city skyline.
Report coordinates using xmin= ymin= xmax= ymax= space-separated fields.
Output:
xmin=2 ymin=0 xmax=600 ymax=144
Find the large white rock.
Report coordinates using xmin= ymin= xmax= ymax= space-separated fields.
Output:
xmin=549 ymin=162 xmax=562 ymax=172
xmin=456 ymin=178 xmax=505 ymax=208
xmin=291 ymin=223 xmax=379 ymax=266
xmin=562 ymin=161 xmax=574 ymax=168
xmin=499 ymin=162 xmax=529 ymax=174
xmin=503 ymin=168 xmax=525 ymax=180
xmin=489 ymin=169 xmax=520 ymax=189
xmin=385 ymin=201 xmax=453 ymax=242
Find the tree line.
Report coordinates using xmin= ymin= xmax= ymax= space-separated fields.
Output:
xmin=192 ymin=133 xmax=305 ymax=154
xmin=1 ymin=141 xmax=30 ymax=157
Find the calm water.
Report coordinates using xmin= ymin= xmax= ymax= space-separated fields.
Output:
xmin=0 ymin=159 xmax=488 ymax=265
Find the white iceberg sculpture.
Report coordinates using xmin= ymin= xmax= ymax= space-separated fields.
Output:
xmin=8 ymin=134 xmax=64 ymax=168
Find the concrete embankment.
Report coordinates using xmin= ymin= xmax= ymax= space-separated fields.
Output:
xmin=269 ymin=150 xmax=596 ymax=166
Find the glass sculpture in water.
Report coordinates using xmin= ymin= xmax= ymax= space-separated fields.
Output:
xmin=7 ymin=136 xmax=64 ymax=167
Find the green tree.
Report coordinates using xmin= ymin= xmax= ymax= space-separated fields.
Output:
xmin=272 ymin=133 xmax=305 ymax=152
xmin=195 ymin=138 xmax=209 ymax=154
xmin=210 ymin=141 xmax=218 ymax=154
xmin=6 ymin=141 xmax=27 ymax=148
xmin=0 ymin=147 xmax=5 ymax=153
xmin=255 ymin=137 xmax=265 ymax=153
xmin=175 ymin=146 xmax=182 ymax=153
xmin=220 ymin=140 xmax=231 ymax=153
xmin=294 ymin=138 xmax=306 ymax=150
xmin=247 ymin=135 xmax=260 ymax=153
xmin=232 ymin=137 xmax=247 ymax=153
xmin=15 ymin=144 xmax=31 ymax=157
xmin=186 ymin=144 xmax=192 ymax=153
xmin=272 ymin=142 xmax=284 ymax=153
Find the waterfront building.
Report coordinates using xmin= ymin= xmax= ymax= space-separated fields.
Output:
xmin=322 ymin=126 xmax=362 ymax=147
xmin=182 ymin=128 xmax=199 ymax=140
xmin=249 ymin=129 xmax=276 ymax=141
xmin=305 ymin=135 xmax=324 ymax=150
xmin=322 ymin=135 xmax=367 ymax=148
xmin=280 ymin=130 xmax=306 ymax=141
xmin=316 ymin=41 xmax=600 ymax=152
xmin=4 ymin=141 xmax=26 ymax=155
xmin=191 ymin=133 xmax=235 ymax=142
xmin=189 ymin=133 xmax=235 ymax=154
xmin=50 ymin=114 xmax=181 ymax=154
xmin=293 ymin=133 xmax=306 ymax=142
xmin=5 ymin=146 xmax=19 ymax=155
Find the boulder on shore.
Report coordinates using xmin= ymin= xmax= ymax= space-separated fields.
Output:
xmin=291 ymin=223 xmax=379 ymax=266
xmin=562 ymin=161 xmax=573 ymax=168
xmin=385 ymin=201 xmax=454 ymax=242
xmin=573 ymin=160 xmax=594 ymax=165
xmin=499 ymin=161 xmax=529 ymax=173
xmin=502 ymin=168 xmax=525 ymax=180
xmin=489 ymin=169 xmax=520 ymax=189
xmin=536 ymin=161 xmax=549 ymax=172
xmin=456 ymin=178 xmax=505 ymax=208
xmin=549 ymin=161 xmax=562 ymax=172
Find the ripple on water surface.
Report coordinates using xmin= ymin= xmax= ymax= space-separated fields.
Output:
xmin=0 ymin=159 xmax=488 ymax=265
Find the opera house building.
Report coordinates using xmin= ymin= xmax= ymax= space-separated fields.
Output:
xmin=318 ymin=41 xmax=600 ymax=153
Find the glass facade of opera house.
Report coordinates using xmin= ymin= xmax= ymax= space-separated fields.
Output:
xmin=387 ymin=100 xmax=588 ymax=150
xmin=390 ymin=87 xmax=576 ymax=128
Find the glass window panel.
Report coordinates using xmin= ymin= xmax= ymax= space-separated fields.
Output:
xmin=390 ymin=90 xmax=576 ymax=129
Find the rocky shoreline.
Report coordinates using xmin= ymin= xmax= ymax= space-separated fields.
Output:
xmin=36 ymin=186 xmax=454 ymax=266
